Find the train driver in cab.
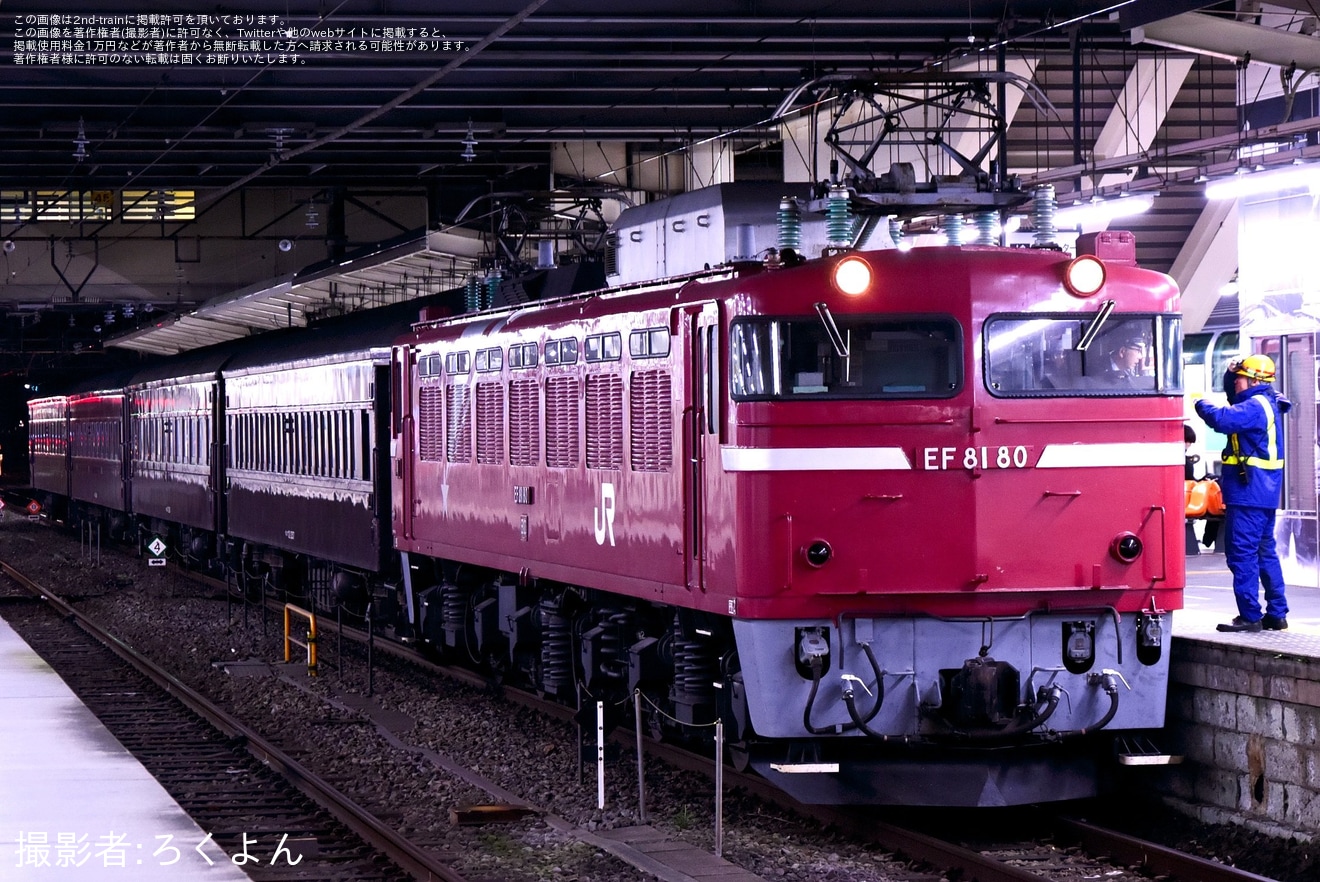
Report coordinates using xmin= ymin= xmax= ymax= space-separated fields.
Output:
xmin=1094 ymin=330 xmax=1153 ymax=389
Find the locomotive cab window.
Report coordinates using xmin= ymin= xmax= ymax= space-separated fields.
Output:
xmin=729 ymin=315 xmax=960 ymax=400
xmin=985 ymin=313 xmax=1183 ymax=397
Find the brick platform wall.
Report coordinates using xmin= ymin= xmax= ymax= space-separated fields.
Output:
xmin=1162 ymin=639 xmax=1320 ymax=837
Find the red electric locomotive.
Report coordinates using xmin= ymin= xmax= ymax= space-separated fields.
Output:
xmin=390 ymin=184 xmax=1184 ymax=806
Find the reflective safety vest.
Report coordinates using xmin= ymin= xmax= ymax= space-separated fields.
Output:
xmin=1222 ymin=396 xmax=1283 ymax=471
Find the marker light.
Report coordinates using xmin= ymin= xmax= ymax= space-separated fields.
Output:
xmin=832 ymin=256 xmax=872 ymax=296
xmin=1110 ymin=532 xmax=1143 ymax=563
xmin=803 ymin=541 xmax=833 ymax=568
xmin=1064 ymin=254 xmax=1107 ymax=297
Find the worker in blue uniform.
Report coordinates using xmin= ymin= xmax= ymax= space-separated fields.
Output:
xmin=1194 ymin=354 xmax=1291 ymax=632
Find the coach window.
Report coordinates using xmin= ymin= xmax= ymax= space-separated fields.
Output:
xmin=359 ymin=409 xmax=371 ymax=480
xmin=302 ymin=413 xmax=312 ymax=476
xmin=265 ymin=413 xmax=275 ymax=472
xmin=984 ymin=314 xmax=1183 ymax=397
xmin=729 ymin=315 xmax=961 ymax=400
xmin=344 ymin=410 xmax=354 ymax=478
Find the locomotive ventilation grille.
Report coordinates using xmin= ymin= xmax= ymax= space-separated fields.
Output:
xmin=586 ymin=374 xmax=624 ymax=469
xmin=509 ymin=379 xmax=540 ymax=466
xmin=629 ymin=369 xmax=672 ymax=472
xmin=546 ymin=377 xmax=581 ymax=468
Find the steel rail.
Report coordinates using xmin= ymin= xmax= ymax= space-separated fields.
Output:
xmin=0 ymin=558 xmax=468 ymax=882
xmin=1056 ymin=816 xmax=1284 ymax=882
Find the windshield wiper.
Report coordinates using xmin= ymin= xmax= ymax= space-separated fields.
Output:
xmin=1075 ymin=299 xmax=1116 ymax=351
xmin=814 ymin=301 xmax=850 ymax=358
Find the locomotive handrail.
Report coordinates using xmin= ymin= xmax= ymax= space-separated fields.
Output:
xmin=410 ymin=263 xmax=739 ymax=331
xmin=1149 ymin=504 xmax=1168 ymax=583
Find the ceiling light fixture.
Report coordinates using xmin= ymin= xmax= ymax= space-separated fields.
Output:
xmin=73 ymin=117 xmax=88 ymax=162
xmin=1054 ymin=194 xmax=1155 ymax=229
xmin=1206 ymin=164 xmax=1320 ymax=200
xmin=460 ymin=120 xmax=478 ymax=162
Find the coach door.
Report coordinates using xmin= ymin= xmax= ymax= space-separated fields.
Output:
xmin=1257 ymin=333 xmax=1318 ymax=589
xmin=393 ymin=346 xmax=416 ymax=541
xmin=682 ymin=302 xmax=720 ymax=591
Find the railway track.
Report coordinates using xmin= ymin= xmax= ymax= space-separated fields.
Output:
xmin=224 ymin=573 xmax=1285 ymax=882
xmin=0 ymin=560 xmax=466 ymax=882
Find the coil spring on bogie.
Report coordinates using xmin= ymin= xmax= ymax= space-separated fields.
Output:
xmin=598 ymin=610 xmax=632 ymax=682
xmin=441 ymin=581 xmax=469 ymax=633
xmin=540 ymin=600 xmax=574 ymax=695
xmin=673 ymin=635 xmax=717 ymax=702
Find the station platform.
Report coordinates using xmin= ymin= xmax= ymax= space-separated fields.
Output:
xmin=1167 ymin=549 xmax=1320 ymax=838
xmin=0 ymin=616 xmax=249 ymax=880
xmin=1177 ymin=550 xmax=1320 ymax=657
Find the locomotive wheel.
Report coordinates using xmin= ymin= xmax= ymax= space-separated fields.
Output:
xmin=484 ymin=651 xmax=508 ymax=688
xmin=645 ymin=706 xmax=665 ymax=742
xmin=727 ymin=741 xmax=752 ymax=772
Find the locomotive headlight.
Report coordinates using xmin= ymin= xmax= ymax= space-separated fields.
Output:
xmin=1110 ymin=532 xmax=1143 ymax=563
xmin=832 ymin=256 xmax=872 ymax=295
xmin=1063 ymin=254 xmax=1107 ymax=297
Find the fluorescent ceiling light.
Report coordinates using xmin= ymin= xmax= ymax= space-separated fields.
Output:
xmin=1054 ymin=195 xmax=1154 ymax=228
xmin=1205 ymin=165 xmax=1320 ymax=201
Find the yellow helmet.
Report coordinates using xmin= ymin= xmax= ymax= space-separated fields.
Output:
xmin=1233 ymin=354 xmax=1276 ymax=383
